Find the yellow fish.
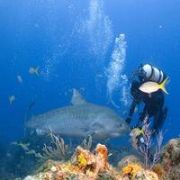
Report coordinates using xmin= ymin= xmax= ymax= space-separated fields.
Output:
xmin=29 ymin=67 xmax=39 ymax=76
xmin=139 ymin=77 xmax=169 ymax=94
xmin=130 ymin=128 xmax=144 ymax=137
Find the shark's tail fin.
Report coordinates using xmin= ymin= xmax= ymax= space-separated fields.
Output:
xmin=24 ymin=99 xmax=36 ymax=136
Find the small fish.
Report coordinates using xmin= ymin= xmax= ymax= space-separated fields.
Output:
xmin=12 ymin=142 xmax=30 ymax=151
xmin=9 ymin=95 xmax=16 ymax=105
xmin=139 ymin=77 xmax=169 ymax=94
xmin=29 ymin=67 xmax=39 ymax=76
xmin=17 ymin=75 xmax=23 ymax=83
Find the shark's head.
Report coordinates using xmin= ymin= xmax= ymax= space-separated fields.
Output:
xmin=90 ymin=110 xmax=129 ymax=140
xmin=26 ymin=116 xmax=48 ymax=135
xmin=71 ymin=89 xmax=129 ymax=139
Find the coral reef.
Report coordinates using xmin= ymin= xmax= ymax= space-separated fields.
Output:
xmin=120 ymin=162 xmax=160 ymax=180
xmin=133 ymin=170 xmax=159 ymax=180
xmin=24 ymin=143 xmax=117 ymax=180
xmin=152 ymin=164 xmax=165 ymax=179
xmin=159 ymin=138 xmax=180 ymax=179
xmin=121 ymin=163 xmax=143 ymax=179
xmin=23 ymin=144 xmax=160 ymax=180
xmin=5 ymin=135 xmax=179 ymax=180
xmin=117 ymin=155 xmax=142 ymax=170
xmin=146 ymin=138 xmax=180 ymax=180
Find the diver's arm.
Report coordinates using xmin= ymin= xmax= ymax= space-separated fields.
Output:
xmin=126 ymin=79 xmax=141 ymax=124
xmin=126 ymin=99 xmax=137 ymax=124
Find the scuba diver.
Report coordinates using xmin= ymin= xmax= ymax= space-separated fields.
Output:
xmin=126 ymin=64 xmax=168 ymax=145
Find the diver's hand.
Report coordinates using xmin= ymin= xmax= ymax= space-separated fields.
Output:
xmin=126 ymin=117 xmax=131 ymax=124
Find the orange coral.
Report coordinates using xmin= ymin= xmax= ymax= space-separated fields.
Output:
xmin=72 ymin=146 xmax=96 ymax=173
xmin=95 ymin=144 xmax=109 ymax=171
xmin=122 ymin=163 xmax=142 ymax=178
xmin=69 ymin=143 xmax=113 ymax=178
xmin=152 ymin=164 xmax=165 ymax=178
xmin=95 ymin=144 xmax=108 ymax=161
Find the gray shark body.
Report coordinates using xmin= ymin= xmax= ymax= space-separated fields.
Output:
xmin=26 ymin=89 xmax=129 ymax=140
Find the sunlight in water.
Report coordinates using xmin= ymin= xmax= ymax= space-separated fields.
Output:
xmin=85 ymin=0 xmax=113 ymax=57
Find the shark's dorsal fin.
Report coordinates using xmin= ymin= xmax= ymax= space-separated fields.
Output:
xmin=71 ymin=89 xmax=87 ymax=105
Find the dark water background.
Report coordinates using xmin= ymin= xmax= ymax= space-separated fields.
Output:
xmin=0 ymin=0 xmax=180 ymax=150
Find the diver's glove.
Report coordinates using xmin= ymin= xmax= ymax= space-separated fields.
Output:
xmin=136 ymin=135 xmax=146 ymax=148
xmin=139 ymin=136 xmax=145 ymax=144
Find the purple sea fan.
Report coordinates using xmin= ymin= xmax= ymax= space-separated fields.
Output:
xmin=138 ymin=115 xmax=153 ymax=169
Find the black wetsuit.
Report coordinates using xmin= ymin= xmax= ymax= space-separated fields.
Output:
xmin=126 ymin=78 xmax=167 ymax=134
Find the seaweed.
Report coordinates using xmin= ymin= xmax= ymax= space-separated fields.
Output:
xmin=41 ymin=132 xmax=70 ymax=161
xmin=80 ymin=135 xmax=93 ymax=150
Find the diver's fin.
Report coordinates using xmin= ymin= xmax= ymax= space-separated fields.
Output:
xmin=159 ymin=77 xmax=169 ymax=94
xmin=71 ymin=89 xmax=87 ymax=105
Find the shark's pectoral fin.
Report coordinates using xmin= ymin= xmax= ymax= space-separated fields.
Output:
xmin=90 ymin=122 xmax=104 ymax=130
xmin=71 ymin=89 xmax=87 ymax=105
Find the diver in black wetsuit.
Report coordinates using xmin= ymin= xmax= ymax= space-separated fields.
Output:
xmin=126 ymin=64 xmax=168 ymax=136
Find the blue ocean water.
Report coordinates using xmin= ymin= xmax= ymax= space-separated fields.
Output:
xmin=0 ymin=0 xmax=180 ymax=174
